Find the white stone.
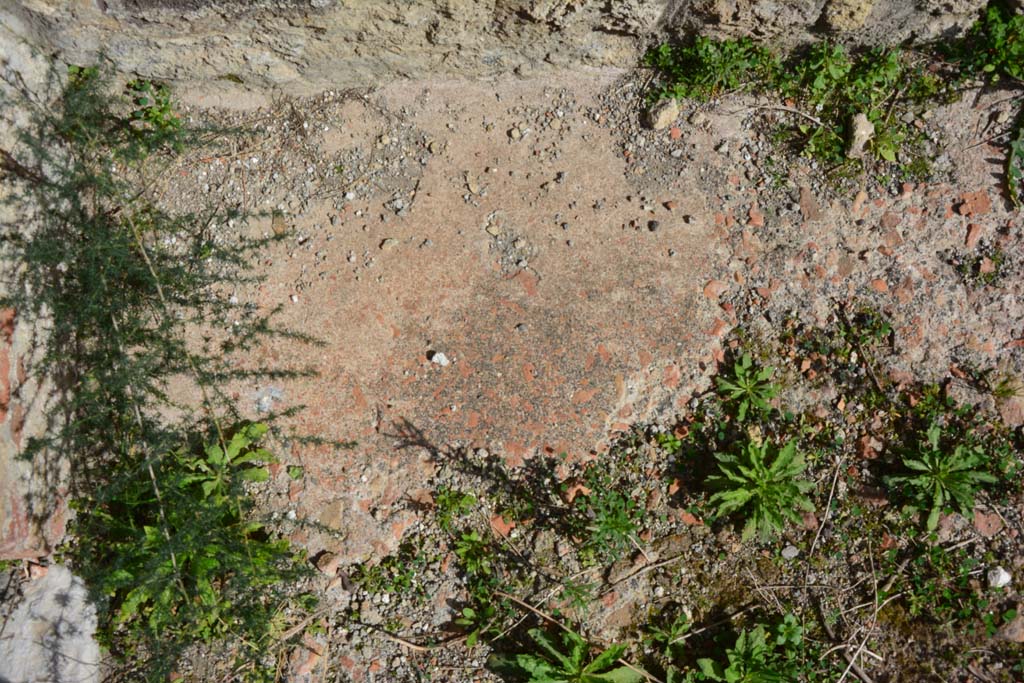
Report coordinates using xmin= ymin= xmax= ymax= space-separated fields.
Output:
xmin=988 ymin=566 xmax=1012 ymax=589
xmin=0 ymin=565 xmax=100 ymax=683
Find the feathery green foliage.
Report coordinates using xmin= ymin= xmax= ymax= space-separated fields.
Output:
xmin=706 ymin=438 xmax=814 ymax=541
xmin=0 ymin=64 xmax=315 ymax=680
xmin=569 ymin=464 xmax=645 ymax=564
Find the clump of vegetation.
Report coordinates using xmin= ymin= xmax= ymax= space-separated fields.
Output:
xmin=715 ymin=353 xmax=778 ymax=422
xmin=644 ymin=38 xmax=780 ymax=101
xmin=883 ymin=543 xmax=1007 ymax=632
xmin=885 ymin=423 xmax=997 ymax=531
xmin=645 ymin=36 xmax=944 ymax=170
xmin=489 ymin=627 xmax=643 ymax=683
xmin=695 ymin=622 xmax=797 ymax=683
xmin=707 ymin=438 xmax=815 ymax=542
xmin=84 ymin=423 xmax=298 ymax=653
xmin=645 ymin=0 xmax=1024 ymax=186
xmin=569 ymin=464 xmax=646 ymax=565
xmin=352 ymin=534 xmax=435 ymax=598
xmin=948 ymin=3 xmax=1024 ymax=83
xmin=1 ymin=65 xmax=314 ymax=680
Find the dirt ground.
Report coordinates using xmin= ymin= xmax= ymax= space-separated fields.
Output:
xmin=149 ymin=68 xmax=1024 ymax=681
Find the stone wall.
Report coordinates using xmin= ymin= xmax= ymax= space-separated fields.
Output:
xmin=0 ymin=20 xmax=69 ymax=561
xmin=4 ymin=0 xmax=988 ymax=99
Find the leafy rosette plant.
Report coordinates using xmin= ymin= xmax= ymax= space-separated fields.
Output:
xmin=707 ymin=438 xmax=814 ymax=541
xmin=885 ymin=423 xmax=997 ymax=531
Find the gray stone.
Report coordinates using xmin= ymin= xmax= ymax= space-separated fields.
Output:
xmin=781 ymin=544 xmax=799 ymax=560
xmin=1 ymin=1 xmax=989 ymax=98
xmin=0 ymin=565 xmax=100 ymax=683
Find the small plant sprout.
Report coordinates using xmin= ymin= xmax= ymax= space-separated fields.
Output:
xmin=885 ymin=423 xmax=997 ymax=531
xmin=697 ymin=624 xmax=789 ymax=683
xmin=707 ymin=438 xmax=814 ymax=541
xmin=643 ymin=608 xmax=691 ymax=658
xmin=490 ymin=627 xmax=644 ymax=683
xmin=435 ymin=486 xmax=477 ymax=531
xmin=716 ymin=353 xmax=778 ymax=422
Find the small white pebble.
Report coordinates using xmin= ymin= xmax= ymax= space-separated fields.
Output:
xmin=988 ymin=566 xmax=1012 ymax=589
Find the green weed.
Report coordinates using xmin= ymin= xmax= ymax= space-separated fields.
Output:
xmin=949 ymin=4 xmax=1024 ymax=82
xmin=456 ymin=601 xmax=500 ymax=648
xmin=644 ymin=38 xmax=780 ymax=102
xmin=570 ymin=465 xmax=645 ymax=564
xmin=645 ymin=38 xmax=944 ymax=169
xmin=455 ymin=530 xmax=494 ymax=577
xmin=125 ymin=79 xmax=184 ymax=152
xmin=707 ymin=438 xmax=815 ymax=542
xmin=558 ymin=579 xmax=597 ymax=616
xmin=884 ymin=423 xmax=997 ymax=531
xmin=695 ymin=623 xmax=793 ymax=682
xmin=643 ymin=609 xmax=691 ymax=659
xmin=883 ymin=545 xmax=1002 ymax=631
xmin=80 ymin=424 xmax=297 ymax=649
xmin=0 ymin=65 xmax=312 ymax=680
xmin=352 ymin=535 xmax=433 ymax=597
xmin=715 ymin=353 xmax=778 ymax=422
xmin=436 ymin=486 xmax=477 ymax=531
xmin=489 ymin=627 xmax=644 ymax=683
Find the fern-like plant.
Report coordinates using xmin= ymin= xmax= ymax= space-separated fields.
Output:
xmin=706 ymin=438 xmax=814 ymax=541
xmin=0 ymin=64 xmax=317 ymax=680
xmin=885 ymin=423 xmax=997 ymax=531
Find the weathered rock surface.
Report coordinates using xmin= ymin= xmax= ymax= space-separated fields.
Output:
xmin=0 ymin=565 xmax=100 ymax=683
xmin=0 ymin=25 xmax=69 ymax=561
xmin=3 ymin=0 xmax=988 ymax=98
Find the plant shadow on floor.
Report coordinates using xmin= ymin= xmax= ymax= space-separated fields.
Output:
xmin=386 ymin=418 xmax=597 ymax=561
